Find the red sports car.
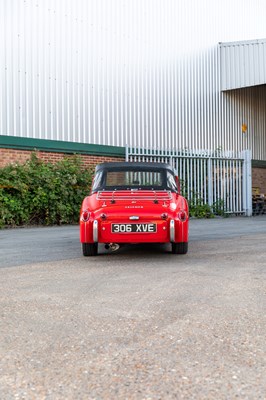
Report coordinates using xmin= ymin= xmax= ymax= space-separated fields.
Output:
xmin=80 ymin=162 xmax=189 ymax=256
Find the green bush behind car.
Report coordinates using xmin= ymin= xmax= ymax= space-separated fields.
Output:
xmin=0 ymin=153 xmax=93 ymax=228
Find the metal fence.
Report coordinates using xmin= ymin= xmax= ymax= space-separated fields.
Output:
xmin=126 ymin=146 xmax=252 ymax=216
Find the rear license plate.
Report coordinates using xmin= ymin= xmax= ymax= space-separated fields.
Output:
xmin=111 ymin=223 xmax=157 ymax=233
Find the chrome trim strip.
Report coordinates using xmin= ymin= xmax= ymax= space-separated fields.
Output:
xmin=93 ymin=220 xmax=98 ymax=242
xmin=170 ymin=219 xmax=175 ymax=242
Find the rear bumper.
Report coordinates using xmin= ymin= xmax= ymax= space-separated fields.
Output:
xmin=80 ymin=218 xmax=189 ymax=244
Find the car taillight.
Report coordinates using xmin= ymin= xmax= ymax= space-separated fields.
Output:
xmin=81 ymin=210 xmax=90 ymax=222
xmin=178 ymin=211 xmax=187 ymax=222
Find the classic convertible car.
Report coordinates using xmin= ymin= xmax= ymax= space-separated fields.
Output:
xmin=80 ymin=162 xmax=189 ymax=256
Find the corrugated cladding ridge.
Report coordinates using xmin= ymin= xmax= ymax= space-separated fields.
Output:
xmin=0 ymin=0 xmax=266 ymax=161
xmin=220 ymin=39 xmax=266 ymax=91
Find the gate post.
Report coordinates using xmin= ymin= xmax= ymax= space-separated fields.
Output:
xmin=242 ymin=150 xmax=252 ymax=216
xmin=207 ymin=157 xmax=213 ymax=207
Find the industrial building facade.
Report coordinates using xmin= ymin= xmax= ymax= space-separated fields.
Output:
xmin=1 ymin=1 xmax=266 ymax=197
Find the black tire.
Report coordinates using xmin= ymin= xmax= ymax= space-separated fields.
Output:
xmin=82 ymin=243 xmax=98 ymax=256
xmin=172 ymin=242 xmax=188 ymax=254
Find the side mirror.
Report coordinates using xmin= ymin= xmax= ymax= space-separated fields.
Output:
xmin=175 ymin=176 xmax=181 ymax=193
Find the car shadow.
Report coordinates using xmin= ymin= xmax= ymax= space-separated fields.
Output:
xmin=96 ymin=242 xmax=172 ymax=256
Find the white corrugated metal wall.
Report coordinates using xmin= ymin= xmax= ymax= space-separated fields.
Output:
xmin=1 ymin=0 xmax=266 ymax=160
xmin=220 ymin=40 xmax=266 ymax=90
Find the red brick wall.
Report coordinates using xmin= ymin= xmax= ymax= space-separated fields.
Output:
xmin=252 ymin=167 xmax=266 ymax=194
xmin=0 ymin=148 xmax=125 ymax=169
xmin=0 ymin=148 xmax=32 ymax=166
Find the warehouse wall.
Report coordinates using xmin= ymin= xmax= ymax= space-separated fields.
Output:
xmin=1 ymin=0 xmax=266 ymax=159
xmin=221 ymin=85 xmax=266 ymax=160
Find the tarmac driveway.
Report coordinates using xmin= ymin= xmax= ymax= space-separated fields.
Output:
xmin=0 ymin=216 xmax=265 ymax=399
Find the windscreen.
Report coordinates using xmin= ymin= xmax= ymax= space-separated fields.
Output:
xmin=106 ymin=170 xmax=162 ymax=187
xmin=92 ymin=168 xmax=178 ymax=192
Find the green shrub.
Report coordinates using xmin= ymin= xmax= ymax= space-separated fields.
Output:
xmin=180 ymin=183 xmax=227 ymax=219
xmin=0 ymin=153 xmax=93 ymax=228
xmin=188 ymin=195 xmax=214 ymax=219
xmin=212 ymin=199 xmax=226 ymax=216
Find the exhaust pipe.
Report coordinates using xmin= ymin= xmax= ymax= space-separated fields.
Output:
xmin=105 ymin=243 xmax=120 ymax=252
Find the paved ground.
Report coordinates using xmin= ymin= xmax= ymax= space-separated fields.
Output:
xmin=1 ymin=216 xmax=266 ymax=268
xmin=0 ymin=216 xmax=266 ymax=399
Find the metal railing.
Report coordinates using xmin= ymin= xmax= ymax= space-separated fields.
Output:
xmin=97 ymin=190 xmax=172 ymax=203
xmin=126 ymin=146 xmax=252 ymax=216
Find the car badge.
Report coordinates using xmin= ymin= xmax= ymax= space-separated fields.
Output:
xmin=129 ymin=216 xmax=140 ymax=220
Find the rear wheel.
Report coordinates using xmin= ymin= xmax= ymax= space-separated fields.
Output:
xmin=172 ymin=242 xmax=188 ymax=254
xmin=82 ymin=243 xmax=98 ymax=256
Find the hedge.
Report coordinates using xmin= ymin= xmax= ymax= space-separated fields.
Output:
xmin=0 ymin=153 xmax=93 ymax=228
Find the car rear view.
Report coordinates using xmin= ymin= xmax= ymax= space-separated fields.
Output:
xmin=80 ymin=162 xmax=189 ymax=256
